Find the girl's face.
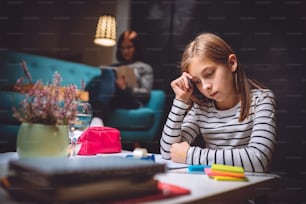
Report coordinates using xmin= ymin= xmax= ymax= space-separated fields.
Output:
xmin=188 ymin=54 xmax=239 ymax=110
xmin=120 ymin=39 xmax=135 ymax=62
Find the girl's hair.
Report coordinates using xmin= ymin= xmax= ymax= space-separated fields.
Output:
xmin=115 ymin=30 xmax=143 ymax=63
xmin=181 ymin=32 xmax=265 ymax=121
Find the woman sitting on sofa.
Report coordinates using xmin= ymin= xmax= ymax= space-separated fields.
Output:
xmin=111 ymin=30 xmax=154 ymax=108
xmin=88 ymin=30 xmax=154 ymax=125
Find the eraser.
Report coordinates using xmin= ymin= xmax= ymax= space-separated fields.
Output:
xmin=133 ymin=148 xmax=148 ymax=158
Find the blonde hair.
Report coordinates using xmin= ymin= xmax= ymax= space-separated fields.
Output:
xmin=181 ymin=33 xmax=265 ymax=121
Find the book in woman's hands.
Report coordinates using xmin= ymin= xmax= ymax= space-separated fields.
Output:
xmin=8 ymin=156 xmax=166 ymax=187
xmin=100 ymin=65 xmax=138 ymax=88
xmin=116 ymin=65 xmax=138 ymax=88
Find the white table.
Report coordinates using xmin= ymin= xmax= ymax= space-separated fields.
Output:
xmin=0 ymin=152 xmax=279 ymax=204
xmin=151 ymin=171 xmax=279 ymax=204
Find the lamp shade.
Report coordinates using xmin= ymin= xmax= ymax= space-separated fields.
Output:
xmin=94 ymin=15 xmax=116 ymax=47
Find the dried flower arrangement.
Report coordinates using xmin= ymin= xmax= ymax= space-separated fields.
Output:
xmin=12 ymin=60 xmax=84 ymax=125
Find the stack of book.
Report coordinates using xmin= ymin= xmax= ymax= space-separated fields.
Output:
xmin=205 ymin=164 xmax=248 ymax=181
xmin=2 ymin=156 xmax=167 ymax=203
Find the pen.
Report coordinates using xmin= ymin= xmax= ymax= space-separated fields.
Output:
xmin=126 ymin=154 xmax=155 ymax=162
xmin=244 ymin=172 xmax=280 ymax=177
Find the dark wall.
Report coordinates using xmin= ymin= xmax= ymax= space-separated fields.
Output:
xmin=130 ymin=0 xmax=306 ymax=179
xmin=0 ymin=0 xmax=116 ymax=64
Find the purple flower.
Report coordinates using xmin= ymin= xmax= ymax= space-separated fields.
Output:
xmin=12 ymin=61 xmax=85 ymax=125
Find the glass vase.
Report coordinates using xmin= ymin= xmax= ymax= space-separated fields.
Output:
xmin=17 ymin=122 xmax=69 ymax=158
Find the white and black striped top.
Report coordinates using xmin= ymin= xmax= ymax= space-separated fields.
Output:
xmin=160 ymin=89 xmax=276 ymax=173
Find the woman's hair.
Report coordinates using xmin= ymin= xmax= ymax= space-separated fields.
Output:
xmin=115 ymin=30 xmax=143 ymax=63
xmin=181 ymin=32 xmax=265 ymax=121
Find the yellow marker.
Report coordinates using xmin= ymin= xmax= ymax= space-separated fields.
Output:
xmin=212 ymin=176 xmax=248 ymax=181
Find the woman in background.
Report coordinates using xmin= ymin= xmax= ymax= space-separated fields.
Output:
xmin=110 ymin=30 xmax=154 ymax=109
xmin=160 ymin=33 xmax=276 ymax=173
xmin=88 ymin=30 xmax=153 ymax=125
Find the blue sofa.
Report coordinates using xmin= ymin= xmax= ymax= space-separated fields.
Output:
xmin=0 ymin=51 xmax=165 ymax=152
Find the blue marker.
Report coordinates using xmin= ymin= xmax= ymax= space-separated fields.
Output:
xmin=188 ymin=165 xmax=211 ymax=173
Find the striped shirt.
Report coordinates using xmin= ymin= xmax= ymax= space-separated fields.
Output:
xmin=160 ymin=89 xmax=276 ymax=173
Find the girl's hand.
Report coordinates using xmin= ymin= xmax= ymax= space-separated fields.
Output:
xmin=170 ymin=142 xmax=190 ymax=164
xmin=170 ymin=72 xmax=193 ymax=104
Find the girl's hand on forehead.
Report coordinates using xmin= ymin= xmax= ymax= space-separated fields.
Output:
xmin=175 ymin=72 xmax=193 ymax=91
xmin=171 ymin=72 xmax=194 ymax=103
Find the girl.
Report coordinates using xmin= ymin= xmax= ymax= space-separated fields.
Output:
xmin=160 ymin=33 xmax=276 ymax=173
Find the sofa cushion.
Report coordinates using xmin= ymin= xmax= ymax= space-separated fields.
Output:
xmin=0 ymin=51 xmax=101 ymax=88
xmin=105 ymin=108 xmax=155 ymax=130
